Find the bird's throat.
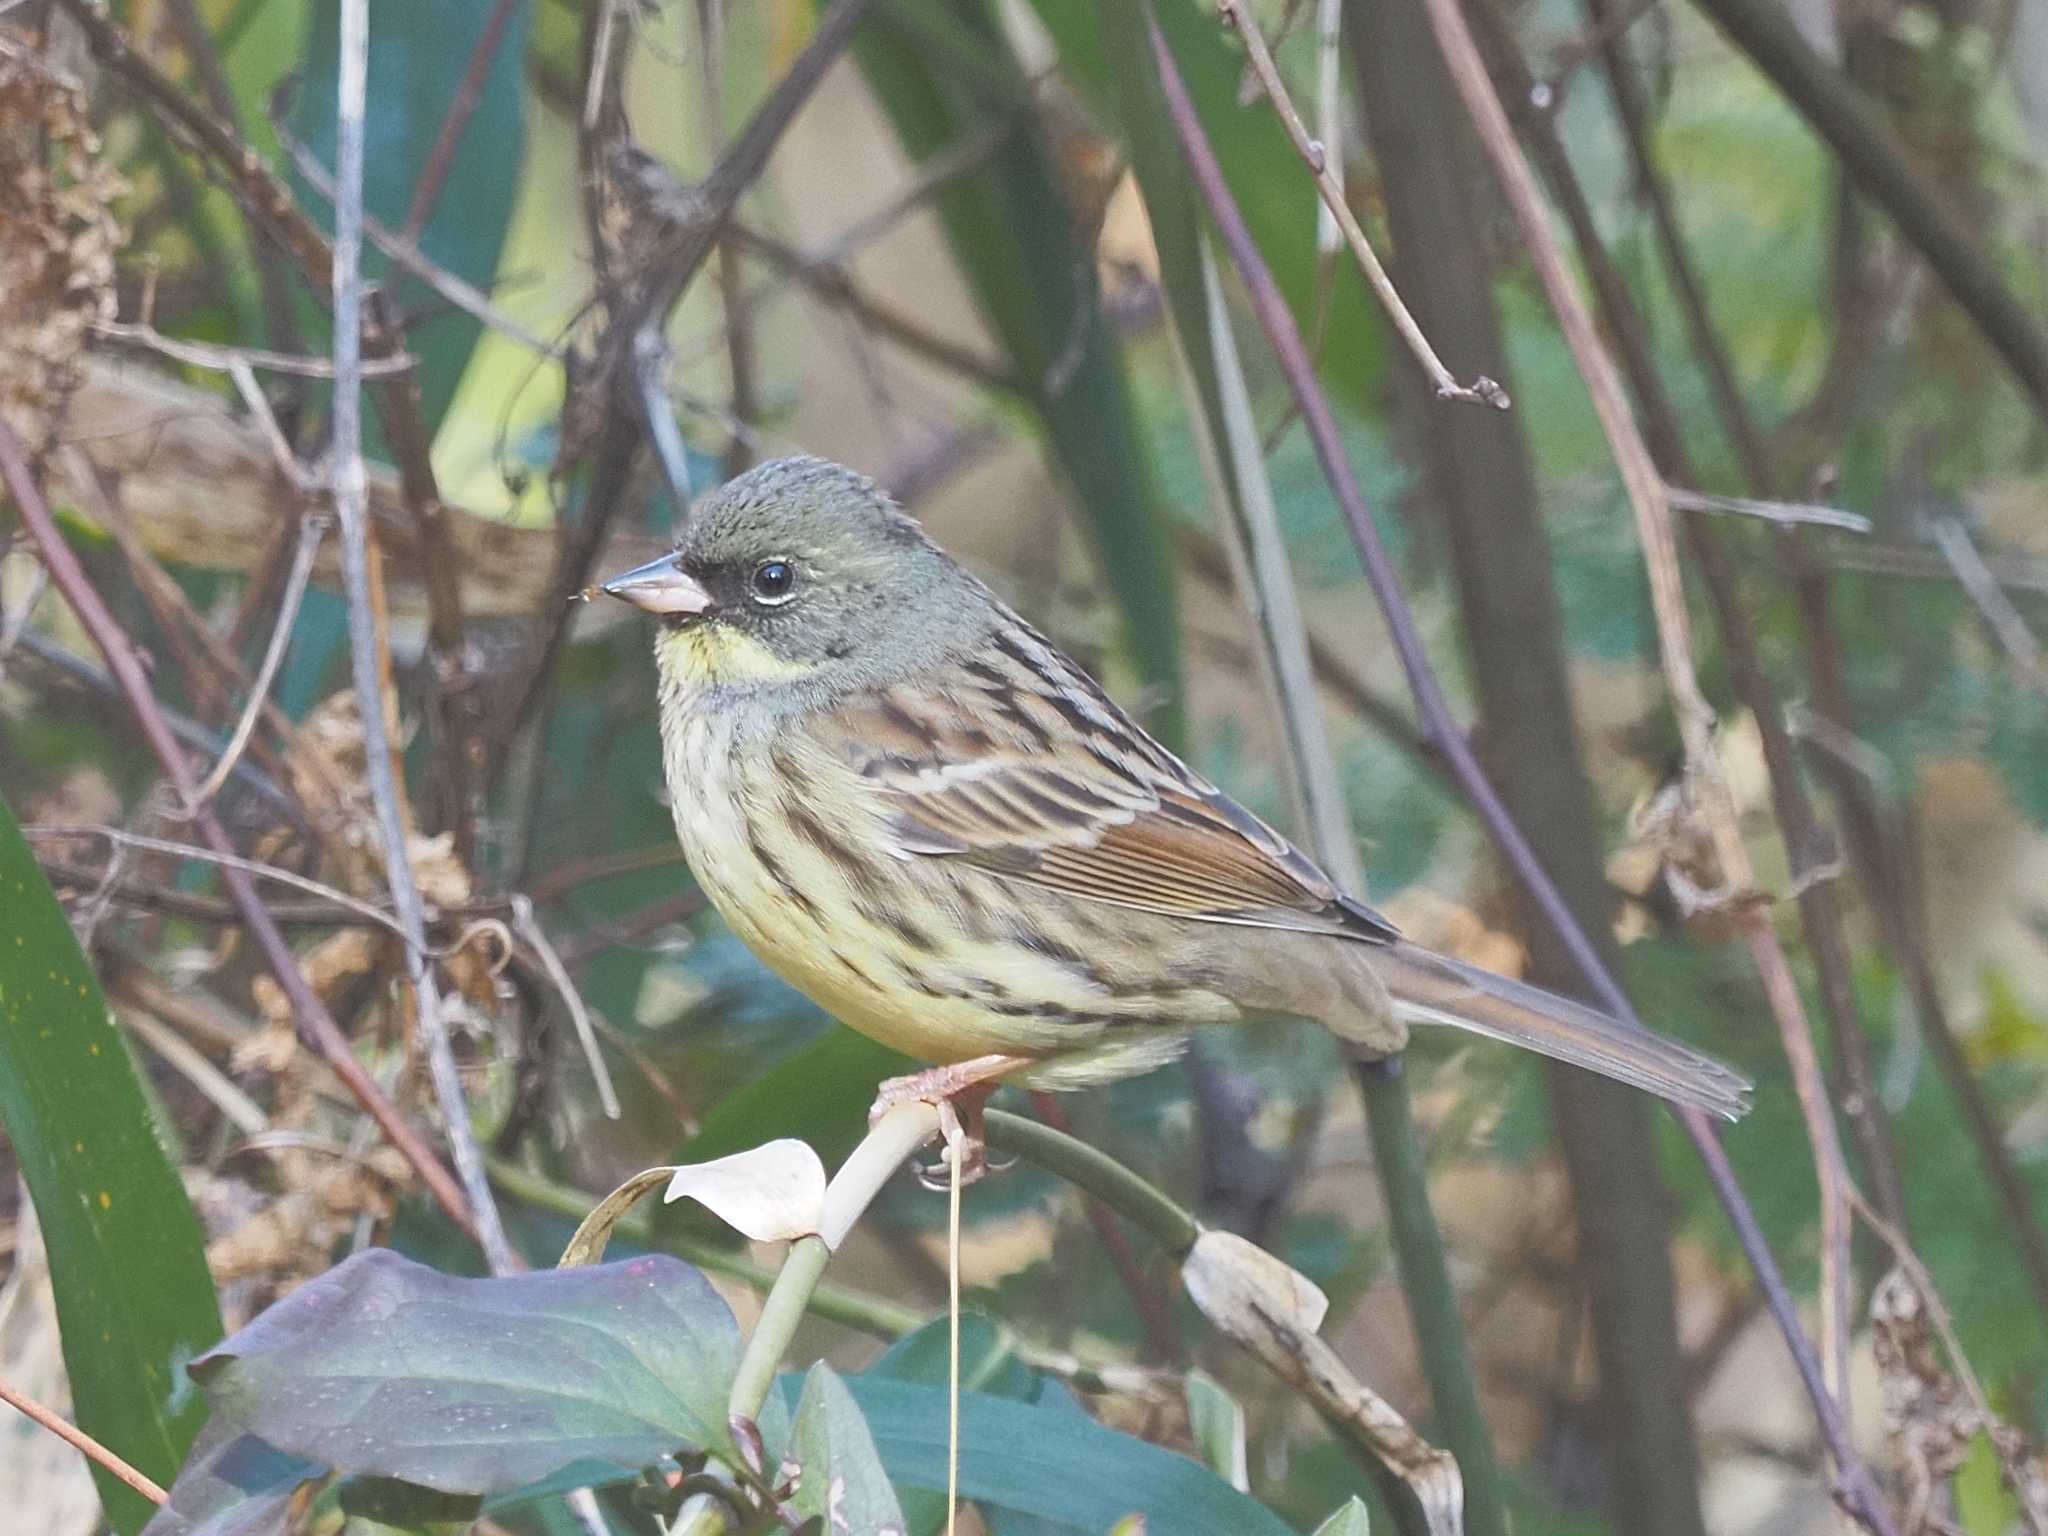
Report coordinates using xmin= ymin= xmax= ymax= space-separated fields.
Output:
xmin=657 ymin=622 xmax=816 ymax=693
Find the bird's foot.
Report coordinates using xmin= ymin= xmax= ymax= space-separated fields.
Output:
xmin=869 ymin=1054 xmax=1028 ymax=1188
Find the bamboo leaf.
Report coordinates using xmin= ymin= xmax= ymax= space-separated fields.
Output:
xmin=850 ymin=0 xmax=1188 ymax=747
xmin=0 ymin=793 xmax=223 ymax=1533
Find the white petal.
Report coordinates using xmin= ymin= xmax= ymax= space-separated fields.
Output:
xmin=663 ymin=1139 xmax=829 ymax=1242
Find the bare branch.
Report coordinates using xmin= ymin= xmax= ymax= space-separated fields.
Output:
xmin=1145 ymin=15 xmax=1899 ymax=1534
xmin=1217 ymin=0 xmax=1507 ymax=409
xmin=0 ymin=419 xmax=477 ymax=1236
xmin=0 ymin=1375 xmax=167 ymax=1507
xmin=1931 ymin=516 xmax=2048 ymax=702
xmin=330 ymin=0 xmax=517 ymax=1274
xmin=1663 ymin=484 xmax=1873 ymax=534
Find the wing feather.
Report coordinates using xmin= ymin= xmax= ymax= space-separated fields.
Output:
xmin=812 ymin=623 xmax=1399 ymax=945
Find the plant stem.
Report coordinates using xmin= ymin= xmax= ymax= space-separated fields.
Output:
xmin=331 ymin=0 xmax=517 ymax=1277
xmin=729 ymin=1236 xmax=832 ymax=1424
xmin=985 ymin=1111 xmax=1200 ymax=1254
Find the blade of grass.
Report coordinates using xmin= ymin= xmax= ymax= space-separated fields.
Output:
xmin=0 ymin=796 xmax=223 ymax=1533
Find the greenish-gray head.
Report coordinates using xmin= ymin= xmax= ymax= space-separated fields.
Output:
xmin=603 ymin=455 xmax=993 ymax=694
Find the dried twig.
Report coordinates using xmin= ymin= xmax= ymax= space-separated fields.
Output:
xmin=1662 ymin=485 xmax=1872 ymax=534
xmin=280 ymin=127 xmax=558 ymax=358
xmin=1145 ymin=16 xmax=1899 ymax=1535
xmin=0 ymin=1374 xmax=168 ymax=1506
xmin=1217 ymin=0 xmax=1507 ymax=409
xmin=1465 ymin=0 xmax=1915 ymax=1256
xmin=0 ymin=421 xmax=475 ymax=1234
xmin=22 ymin=825 xmax=411 ymax=937
xmin=507 ymin=894 xmax=620 ymax=1120
xmin=400 ymin=0 xmax=525 ymax=239
xmin=191 ymin=511 xmax=327 ymax=808
xmin=1413 ymin=0 xmax=1887 ymax=1525
xmin=1931 ymin=515 xmax=2048 ymax=702
xmin=7 ymin=631 xmax=297 ymax=817
xmin=502 ymin=0 xmax=875 ymax=746
xmin=330 ymin=0 xmax=516 ymax=1275
xmin=93 ymin=319 xmax=412 ymax=378
xmin=729 ymin=227 xmax=1021 ymax=393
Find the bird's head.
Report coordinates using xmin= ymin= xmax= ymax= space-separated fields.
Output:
xmin=602 ymin=455 xmax=990 ymax=699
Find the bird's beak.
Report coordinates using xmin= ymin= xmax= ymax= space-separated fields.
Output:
xmin=601 ymin=555 xmax=713 ymax=617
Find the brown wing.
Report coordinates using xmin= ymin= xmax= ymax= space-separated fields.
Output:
xmin=811 ymin=621 xmax=1399 ymax=945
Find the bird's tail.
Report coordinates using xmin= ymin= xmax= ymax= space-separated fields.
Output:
xmin=1375 ymin=941 xmax=1752 ymax=1121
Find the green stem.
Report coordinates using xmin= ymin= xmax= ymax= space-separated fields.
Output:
xmin=487 ymin=1157 xmax=927 ymax=1337
xmin=729 ymin=1235 xmax=832 ymax=1425
xmin=1355 ymin=1061 xmax=1505 ymax=1536
xmin=984 ymin=1109 xmax=1200 ymax=1255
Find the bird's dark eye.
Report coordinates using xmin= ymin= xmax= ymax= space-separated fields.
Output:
xmin=749 ymin=559 xmax=797 ymax=605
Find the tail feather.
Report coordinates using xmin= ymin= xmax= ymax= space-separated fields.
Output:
xmin=1376 ymin=942 xmax=1752 ymax=1122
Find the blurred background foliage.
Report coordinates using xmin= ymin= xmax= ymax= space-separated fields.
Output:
xmin=4 ymin=0 xmax=2048 ymax=1529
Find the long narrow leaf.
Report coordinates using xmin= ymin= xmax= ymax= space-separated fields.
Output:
xmin=850 ymin=0 xmax=1188 ymax=747
xmin=0 ymin=794 xmax=223 ymax=1533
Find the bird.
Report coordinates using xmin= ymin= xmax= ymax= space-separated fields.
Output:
xmin=603 ymin=456 xmax=1749 ymax=1169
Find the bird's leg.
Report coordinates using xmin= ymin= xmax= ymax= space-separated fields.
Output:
xmin=870 ymin=1054 xmax=1030 ymax=1188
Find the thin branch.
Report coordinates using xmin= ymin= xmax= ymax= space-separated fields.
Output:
xmin=501 ymin=0 xmax=875 ymax=746
xmin=331 ymin=0 xmax=516 ymax=1275
xmin=1931 ymin=515 xmax=2048 ymax=702
xmin=0 ymin=1375 xmax=168 ymax=1506
xmin=1028 ymin=1091 xmax=1181 ymax=1363
xmin=1465 ymin=0 xmax=1915 ymax=1258
xmin=22 ymin=825 xmax=413 ymax=940
xmin=0 ymin=438 xmax=473 ymax=1230
xmin=400 ymin=0 xmax=524 ymax=239
xmin=1217 ymin=0 xmax=1507 ymax=409
xmin=1314 ymin=0 xmax=1344 ymax=258
xmin=1685 ymin=0 xmax=2048 ymax=418
xmin=1580 ymin=0 xmax=1774 ymax=493
xmin=1144 ymin=17 xmax=1899 ymax=1536
xmin=634 ymin=325 xmax=697 ymax=515
xmin=56 ymin=0 xmax=335 ymax=290
xmin=37 ymin=857 xmax=379 ymax=928
xmin=695 ymin=0 xmax=759 ymax=478
xmin=1418 ymin=0 xmax=1874 ymax=1511
xmin=729 ymin=227 xmax=1022 ymax=393
xmin=1663 ymin=485 xmax=1872 ymax=534
xmin=1148 ymin=17 xmax=1507 ymax=1531
xmin=278 ymin=129 xmax=559 ymax=357
xmin=92 ymin=319 xmax=413 ymax=378
xmin=122 ymin=1005 xmax=271 ymax=1137
xmin=507 ymin=894 xmax=620 ymax=1120
xmin=6 ymin=631 xmax=297 ymax=818
xmin=191 ymin=511 xmax=327 ymax=808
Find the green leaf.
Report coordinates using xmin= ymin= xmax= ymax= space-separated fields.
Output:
xmin=189 ymin=1249 xmax=755 ymax=1492
xmin=337 ymin=1473 xmax=484 ymax=1527
xmin=289 ymin=0 xmax=533 ymax=434
xmin=1953 ymin=1428 xmax=2020 ymax=1536
xmin=868 ymin=1314 xmax=1056 ymax=1535
xmin=836 ymin=1377 xmax=1297 ymax=1535
xmin=139 ymin=1421 xmax=324 ymax=1536
xmin=1184 ymin=1372 xmax=1249 ymax=1492
xmin=1031 ymin=0 xmax=1385 ymax=417
xmin=0 ymin=793 xmax=223 ymax=1533
xmin=852 ymin=0 xmax=1187 ymax=747
xmin=1313 ymin=1496 xmax=1372 ymax=1536
xmin=788 ymin=1364 xmax=909 ymax=1534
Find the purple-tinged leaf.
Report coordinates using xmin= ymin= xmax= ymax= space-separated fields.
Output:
xmin=190 ymin=1249 xmax=747 ymax=1494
